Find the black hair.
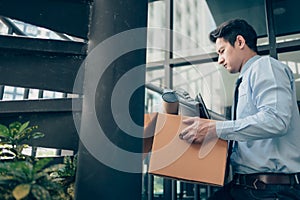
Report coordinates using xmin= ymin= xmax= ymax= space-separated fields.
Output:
xmin=209 ymin=19 xmax=258 ymax=52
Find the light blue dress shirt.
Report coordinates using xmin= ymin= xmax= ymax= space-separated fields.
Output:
xmin=216 ymin=55 xmax=300 ymax=174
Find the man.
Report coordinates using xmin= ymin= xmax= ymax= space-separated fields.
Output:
xmin=179 ymin=19 xmax=300 ymax=199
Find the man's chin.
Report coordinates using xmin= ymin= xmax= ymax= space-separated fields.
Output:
xmin=227 ymin=68 xmax=233 ymax=73
xmin=227 ymin=68 xmax=238 ymax=74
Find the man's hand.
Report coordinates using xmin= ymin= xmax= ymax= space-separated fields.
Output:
xmin=179 ymin=117 xmax=217 ymax=144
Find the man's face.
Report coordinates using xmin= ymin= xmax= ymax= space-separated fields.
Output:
xmin=216 ymin=37 xmax=243 ymax=74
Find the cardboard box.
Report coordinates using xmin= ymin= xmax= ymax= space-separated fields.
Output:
xmin=147 ymin=113 xmax=228 ymax=186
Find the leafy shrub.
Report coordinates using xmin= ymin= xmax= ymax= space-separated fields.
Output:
xmin=0 ymin=121 xmax=76 ymax=200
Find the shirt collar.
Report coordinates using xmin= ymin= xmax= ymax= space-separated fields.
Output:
xmin=239 ymin=55 xmax=261 ymax=77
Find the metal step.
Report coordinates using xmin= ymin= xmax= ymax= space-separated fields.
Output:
xmin=0 ymin=98 xmax=82 ymax=151
xmin=0 ymin=0 xmax=92 ymax=39
xmin=0 ymin=35 xmax=87 ymax=94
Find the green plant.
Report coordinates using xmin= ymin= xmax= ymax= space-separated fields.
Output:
xmin=0 ymin=158 xmax=69 ymax=200
xmin=0 ymin=121 xmax=44 ymax=160
xmin=0 ymin=120 xmax=76 ymax=200
xmin=51 ymin=155 xmax=77 ymax=200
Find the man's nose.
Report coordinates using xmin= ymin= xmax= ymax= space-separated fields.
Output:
xmin=218 ymin=56 xmax=224 ymax=65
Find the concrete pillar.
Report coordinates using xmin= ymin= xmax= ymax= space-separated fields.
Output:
xmin=75 ymin=0 xmax=148 ymax=199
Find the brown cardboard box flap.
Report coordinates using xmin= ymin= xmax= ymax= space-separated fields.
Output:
xmin=148 ymin=113 xmax=227 ymax=186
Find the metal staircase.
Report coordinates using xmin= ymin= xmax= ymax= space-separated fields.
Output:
xmin=0 ymin=0 xmax=90 ymax=152
xmin=0 ymin=0 xmax=148 ymax=199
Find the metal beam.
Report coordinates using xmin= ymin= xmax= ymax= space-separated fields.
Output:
xmin=265 ymin=0 xmax=278 ymax=59
xmin=0 ymin=98 xmax=82 ymax=113
xmin=0 ymin=35 xmax=87 ymax=55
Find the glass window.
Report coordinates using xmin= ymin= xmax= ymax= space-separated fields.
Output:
xmin=205 ymin=0 xmax=266 ymax=37
xmin=145 ymin=66 xmax=165 ymax=112
xmin=172 ymin=62 xmax=238 ymax=116
xmin=146 ymin=66 xmax=164 ymax=87
xmin=3 ymin=86 xmax=24 ymax=100
xmin=173 ymin=0 xmax=216 ymax=57
xmin=147 ymin=0 xmax=166 ymax=62
xmin=257 ymin=36 xmax=269 ymax=46
xmin=278 ymin=50 xmax=300 ymax=100
xmin=43 ymin=90 xmax=64 ymax=99
xmin=145 ymin=88 xmax=164 ymax=113
xmin=145 ymin=0 xmax=300 ymax=199
xmin=173 ymin=0 xmax=266 ymax=57
xmin=276 ymin=33 xmax=300 ymax=43
xmin=0 ymin=22 xmax=9 ymax=34
xmin=273 ymin=0 xmax=300 ymax=36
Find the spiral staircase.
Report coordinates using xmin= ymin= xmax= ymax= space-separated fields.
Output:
xmin=0 ymin=0 xmax=148 ymax=199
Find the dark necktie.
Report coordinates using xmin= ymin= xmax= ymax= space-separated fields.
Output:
xmin=225 ymin=77 xmax=242 ymax=178
xmin=233 ymin=77 xmax=243 ymax=120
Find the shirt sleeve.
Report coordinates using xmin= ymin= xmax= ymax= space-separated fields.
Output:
xmin=216 ymin=58 xmax=294 ymax=141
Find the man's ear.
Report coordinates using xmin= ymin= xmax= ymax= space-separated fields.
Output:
xmin=236 ymin=35 xmax=246 ymax=49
